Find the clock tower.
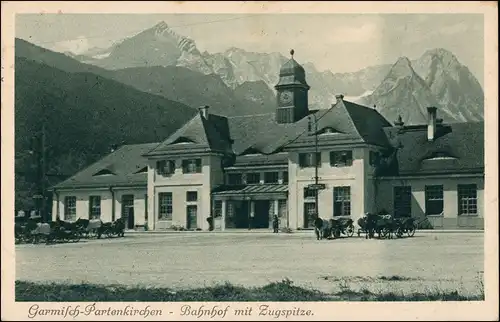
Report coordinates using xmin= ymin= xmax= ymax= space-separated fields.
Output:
xmin=274 ymin=49 xmax=310 ymax=124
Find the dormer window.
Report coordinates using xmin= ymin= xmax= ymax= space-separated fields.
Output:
xmin=424 ymin=151 xmax=457 ymax=161
xmin=330 ymin=151 xmax=353 ymax=167
xmin=156 ymin=160 xmax=175 ymax=176
xmin=319 ymin=127 xmax=341 ymax=135
xmin=92 ymin=169 xmax=115 ymax=177
xmin=172 ymin=137 xmax=195 ymax=144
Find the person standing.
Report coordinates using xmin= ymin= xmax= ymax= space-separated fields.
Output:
xmin=272 ymin=214 xmax=279 ymax=233
xmin=249 ymin=209 xmax=254 ymax=230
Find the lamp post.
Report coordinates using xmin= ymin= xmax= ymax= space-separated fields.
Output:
xmin=307 ymin=113 xmax=324 ymax=223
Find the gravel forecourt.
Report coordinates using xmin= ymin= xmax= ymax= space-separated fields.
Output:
xmin=15 ymin=231 xmax=484 ymax=296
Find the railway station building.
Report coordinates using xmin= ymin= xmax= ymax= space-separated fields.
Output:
xmin=51 ymin=53 xmax=485 ymax=231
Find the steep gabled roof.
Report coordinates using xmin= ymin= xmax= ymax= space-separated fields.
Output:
xmin=284 ymin=99 xmax=393 ymax=150
xmin=52 ymin=143 xmax=159 ymax=189
xmin=381 ymin=122 xmax=484 ymax=175
xmin=144 ymin=113 xmax=232 ymax=157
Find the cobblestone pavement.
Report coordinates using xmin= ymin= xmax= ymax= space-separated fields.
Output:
xmin=15 ymin=232 xmax=484 ymax=295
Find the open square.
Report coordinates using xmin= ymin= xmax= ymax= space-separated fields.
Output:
xmin=15 ymin=232 xmax=484 ymax=296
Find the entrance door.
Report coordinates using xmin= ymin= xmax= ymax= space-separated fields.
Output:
xmin=121 ymin=195 xmax=135 ymax=229
xmin=254 ymin=200 xmax=270 ymax=228
xmin=304 ymin=202 xmax=316 ymax=228
xmin=186 ymin=205 xmax=198 ymax=229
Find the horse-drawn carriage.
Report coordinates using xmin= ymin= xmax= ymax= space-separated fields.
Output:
xmin=14 ymin=216 xmax=126 ymax=245
xmin=15 ymin=217 xmax=82 ymax=244
xmin=357 ymin=211 xmax=417 ymax=239
xmin=313 ymin=216 xmax=355 ymax=240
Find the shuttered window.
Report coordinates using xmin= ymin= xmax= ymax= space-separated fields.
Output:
xmin=182 ymin=159 xmax=202 ymax=174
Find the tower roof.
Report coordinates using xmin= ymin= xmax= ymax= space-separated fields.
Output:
xmin=275 ymin=49 xmax=309 ymax=88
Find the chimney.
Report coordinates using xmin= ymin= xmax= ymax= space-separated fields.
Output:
xmin=335 ymin=94 xmax=344 ymax=105
xmin=427 ymin=106 xmax=437 ymax=141
xmin=198 ymin=105 xmax=209 ymax=119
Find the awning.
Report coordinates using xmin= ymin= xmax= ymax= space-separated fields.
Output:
xmin=212 ymin=184 xmax=288 ymax=200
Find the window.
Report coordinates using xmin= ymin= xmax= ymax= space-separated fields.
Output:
xmin=333 ymin=186 xmax=351 ymax=216
xmin=264 ymin=172 xmax=279 ymax=184
xmin=89 ymin=196 xmax=101 ymax=219
xmin=425 ymin=185 xmax=444 ymax=215
xmin=246 ymin=173 xmax=260 ymax=184
xmin=213 ymin=200 xmax=223 ymax=218
xmin=394 ymin=186 xmax=412 ymax=218
xmin=156 ymin=160 xmax=175 ymax=176
xmin=64 ymin=196 xmax=76 ymax=221
xmin=458 ymin=184 xmax=477 ymax=215
xmin=299 ymin=153 xmax=321 ymax=168
xmin=303 ymin=187 xmax=317 ymax=199
xmin=282 ymin=171 xmax=289 ymax=184
xmin=182 ymin=159 xmax=202 ymax=174
xmin=227 ymin=173 xmax=242 ymax=185
xmin=158 ymin=192 xmax=173 ymax=220
xmin=330 ymin=150 xmax=353 ymax=167
xmin=186 ymin=191 xmax=198 ymax=202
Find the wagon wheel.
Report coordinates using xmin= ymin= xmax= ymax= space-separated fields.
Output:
xmin=396 ymin=227 xmax=404 ymax=238
xmin=62 ymin=231 xmax=72 ymax=243
xmin=72 ymin=232 xmax=81 ymax=243
xmin=407 ymin=224 xmax=417 ymax=237
xmin=88 ymin=229 xmax=98 ymax=239
xmin=346 ymin=224 xmax=355 ymax=237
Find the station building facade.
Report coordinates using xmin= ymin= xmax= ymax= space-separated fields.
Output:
xmin=51 ymin=54 xmax=485 ymax=230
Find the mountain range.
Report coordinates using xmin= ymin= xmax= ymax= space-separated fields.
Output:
xmin=72 ymin=21 xmax=484 ymax=123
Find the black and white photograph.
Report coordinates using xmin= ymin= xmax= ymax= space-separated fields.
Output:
xmin=1 ymin=1 xmax=498 ymax=321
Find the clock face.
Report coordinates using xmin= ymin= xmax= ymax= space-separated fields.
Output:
xmin=279 ymin=91 xmax=293 ymax=105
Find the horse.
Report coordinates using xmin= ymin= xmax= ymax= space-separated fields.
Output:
xmin=111 ymin=217 xmax=126 ymax=237
xmin=358 ymin=212 xmax=381 ymax=239
xmin=313 ymin=216 xmax=332 ymax=240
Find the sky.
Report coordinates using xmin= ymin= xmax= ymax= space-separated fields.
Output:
xmin=16 ymin=13 xmax=484 ymax=85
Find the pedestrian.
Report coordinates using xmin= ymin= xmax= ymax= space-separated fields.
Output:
xmin=272 ymin=214 xmax=279 ymax=233
xmin=249 ymin=211 xmax=254 ymax=230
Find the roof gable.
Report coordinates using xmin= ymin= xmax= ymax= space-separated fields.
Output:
xmin=145 ymin=113 xmax=232 ymax=156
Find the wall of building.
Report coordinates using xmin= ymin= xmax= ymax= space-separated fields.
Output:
xmin=288 ymin=146 xmax=374 ymax=229
xmin=148 ymin=154 xmax=224 ymax=230
xmin=52 ymin=187 xmax=147 ymax=227
xmin=375 ymin=176 xmax=484 ymax=229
